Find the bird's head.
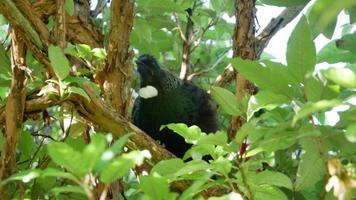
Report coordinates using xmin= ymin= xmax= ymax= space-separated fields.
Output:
xmin=135 ymin=54 xmax=163 ymax=87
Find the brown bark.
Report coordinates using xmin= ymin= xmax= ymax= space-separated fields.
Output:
xmin=228 ymin=0 xmax=257 ymax=140
xmin=102 ymin=0 xmax=134 ymax=116
xmin=54 ymin=0 xmax=66 ymax=48
xmin=179 ymin=8 xmax=194 ymax=80
xmin=33 ymin=0 xmax=103 ymax=48
xmin=0 ymin=28 xmax=27 ymax=198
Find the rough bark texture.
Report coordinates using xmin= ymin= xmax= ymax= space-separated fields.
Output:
xmin=0 ymin=28 xmax=27 ymax=198
xmin=228 ymin=0 xmax=257 ymax=140
xmin=103 ymin=0 xmax=134 ymax=116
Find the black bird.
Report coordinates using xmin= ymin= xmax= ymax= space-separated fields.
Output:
xmin=132 ymin=54 xmax=219 ymax=158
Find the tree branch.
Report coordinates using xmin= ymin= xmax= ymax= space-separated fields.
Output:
xmin=0 ymin=28 xmax=27 ymax=199
xmin=179 ymin=6 xmax=195 ymax=80
xmin=103 ymin=0 xmax=134 ymax=116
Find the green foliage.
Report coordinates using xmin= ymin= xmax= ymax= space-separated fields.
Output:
xmin=48 ymin=45 xmax=71 ymax=80
xmin=1 ymin=0 xmax=355 ymax=199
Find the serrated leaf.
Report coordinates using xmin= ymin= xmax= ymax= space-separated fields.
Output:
xmin=48 ymin=45 xmax=70 ymax=80
xmin=323 ymin=67 xmax=356 ymax=89
xmin=292 ymin=100 xmax=342 ymax=126
xmin=140 ymin=175 xmax=170 ymax=200
xmin=247 ymin=90 xmax=289 ymax=120
xmin=65 ymin=0 xmax=75 ymax=15
xmin=210 ymin=86 xmax=241 ymax=115
xmin=294 ymin=139 xmax=326 ymax=191
xmin=67 ymin=86 xmax=90 ymax=101
xmin=287 ymin=16 xmax=316 ymax=82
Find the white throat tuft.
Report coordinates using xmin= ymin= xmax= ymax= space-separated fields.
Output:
xmin=138 ymin=85 xmax=158 ymax=99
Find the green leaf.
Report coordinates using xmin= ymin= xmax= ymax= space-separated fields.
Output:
xmin=336 ymin=33 xmax=356 ymax=55
xmin=254 ymin=186 xmax=288 ymax=200
xmin=2 ymin=169 xmax=41 ymax=185
xmin=294 ymin=139 xmax=326 ymax=191
xmin=286 ymin=16 xmax=316 ymax=82
xmin=174 ymin=160 xmax=209 ymax=177
xmin=67 ymin=86 xmax=90 ymax=101
xmin=323 ymin=67 xmax=356 ymax=88
xmin=41 ymin=168 xmax=79 ymax=182
xmin=151 ymin=159 xmax=185 ymax=178
xmin=48 ymin=45 xmax=70 ymax=80
xmin=292 ymin=100 xmax=342 ymax=126
xmin=51 ymin=186 xmax=86 ymax=195
xmin=253 ymin=171 xmax=293 ymax=190
xmin=210 ymin=86 xmax=240 ymax=115
xmin=235 ymin=122 xmax=257 ymax=144
xmin=47 ymin=142 xmax=87 ymax=176
xmin=137 ymin=0 xmax=185 ymax=13
xmin=247 ymin=90 xmax=289 ymax=120
xmin=260 ymin=0 xmax=308 ymax=7
xmin=91 ymin=48 xmax=107 ymax=59
xmin=304 ymin=76 xmax=338 ymax=102
xmin=164 ymin=123 xmax=204 ymax=143
xmin=308 ymin=0 xmax=354 ymax=38
xmin=210 ymin=158 xmax=232 ymax=175
xmin=317 ymin=41 xmax=356 ymax=64
xmin=345 ymin=123 xmax=356 ymax=143
xmin=95 ymin=133 xmax=134 ymax=172
xmin=100 ymin=150 xmax=148 ymax=183
xmin=81 ymin=134 xmax=107 ymax=173
xmin=140 ymin=175 xmax=170 ymax=200
xmin=0 ymin=44 xmax=10 ymax=73
xmin=18 ymin=132 xmax=35 ymax=161
xmin=65 ymin=0 xmax=75 ymax=15
xmin=231 ymin=58 xmax=297 ymax=96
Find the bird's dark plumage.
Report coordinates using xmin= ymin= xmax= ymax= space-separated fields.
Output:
xmin=132 ymin=54 xmax=219 ymax=158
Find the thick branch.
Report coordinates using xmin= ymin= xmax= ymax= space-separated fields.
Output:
xmin=0 ymin=29 xmax=27 ymax=196
xmin=33 ymin=0 xmax=103 ymax=48
xmin=103 ymin=0 xmax=134 ymax=116
xmin=229 ymin=0 xmax=257 ymax=141
xmin=0 ymin=1 xmax=44 ymax=49
xmin=215 ymin=4 xmax=307 ymax=88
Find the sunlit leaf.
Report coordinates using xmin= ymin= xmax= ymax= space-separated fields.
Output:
xmin=48 ymin=45 xmax=70 ymax=80
xmin=287 ymin=16 xmax=316 ymax=82
xmin=210 ymin=86 xmax=241 ymax=116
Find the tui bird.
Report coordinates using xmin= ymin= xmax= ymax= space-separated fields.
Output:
xmin=132 ymin=54 xmax=219 ymax=158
